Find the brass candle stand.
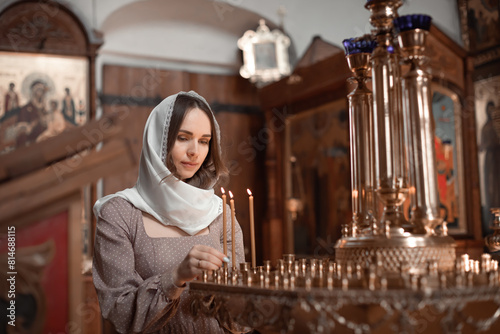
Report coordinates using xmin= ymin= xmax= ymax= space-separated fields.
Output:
xmin=366 ymin=0 xmax=409 ymax=231
xmin=190 ymin=253 xmax=500 ymax=333
xmin=397 ymin=15 xmax=442 ymax=233
xmin=335 ymin=3 xmax=455 ymax=276
xmin=345 ymin=36 xmax=378 ymax=234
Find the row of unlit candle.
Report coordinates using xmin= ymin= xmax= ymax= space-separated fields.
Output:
xmin=199 ymin=253 xmax=500 ymax=290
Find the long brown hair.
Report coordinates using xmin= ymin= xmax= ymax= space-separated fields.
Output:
xmin=165 ymin=94 xmax=227 ymax=188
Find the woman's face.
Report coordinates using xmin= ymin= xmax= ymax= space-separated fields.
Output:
xmin=171 ymin=107 xmax=211 ymax=180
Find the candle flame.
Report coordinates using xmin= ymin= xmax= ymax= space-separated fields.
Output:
xmin=229 ymin=191 xmax=234 ymax=199
xmin=247 ymin=189 xmax=252 ymax=196
xmin=221 ymin=187 xmax=225 ymax=194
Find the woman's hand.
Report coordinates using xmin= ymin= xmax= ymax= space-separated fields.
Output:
xmin=172 ymin=245 xmax=229 ymax=286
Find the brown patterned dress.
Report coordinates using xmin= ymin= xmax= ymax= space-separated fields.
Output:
xmin=93 ymin=197 xmax=246 ymax=333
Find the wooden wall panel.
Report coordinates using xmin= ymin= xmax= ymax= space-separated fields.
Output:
xmin=100 ymin=106 xmax=150 ymax=195
xmin=215 ymin=111 xmax=266 ymax=262
xmin=188 ymin=73 xmax=259 ymax=105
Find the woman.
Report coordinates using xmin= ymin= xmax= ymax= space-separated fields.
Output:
xmin=93 ymin=91 xmax=246 ymax=333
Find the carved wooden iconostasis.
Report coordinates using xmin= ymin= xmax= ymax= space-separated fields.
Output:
xmin=0 ymin=1 xmax=112 ymax=333
xmin=259 ymin=25 xmax=484 ymax=263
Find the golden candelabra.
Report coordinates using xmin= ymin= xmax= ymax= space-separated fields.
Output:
xmin=189 ymin=0 xmax=500 ymax=332
xmin=335 ymin=1 xmax=456 ymax=276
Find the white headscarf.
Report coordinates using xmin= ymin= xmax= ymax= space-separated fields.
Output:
xmin=94 ymin=91 xmax=223 ymax=235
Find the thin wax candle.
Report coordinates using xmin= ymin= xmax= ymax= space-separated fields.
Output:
xmin=247 ymin=189 xmax=256 ymax=269
xmin=221 ymin=187 xmax=227 ymax=264
xmin=229 ymin=191 xmax=236 ymax=269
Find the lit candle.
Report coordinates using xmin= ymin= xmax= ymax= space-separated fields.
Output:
xmin=229 ymin=191 xmax=236 ymax=269
xmin=221 ymin=187 xmax=227 ymax=263
xmin=247 ymin=189 xmax=256 ymax=269
xmin=352 ymin=189 xmax=359 ymax=200
xmin=409 ymin=186 xmax=416 ymax=195
xmin=352 ymin=189 xmax=359 ymax=213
